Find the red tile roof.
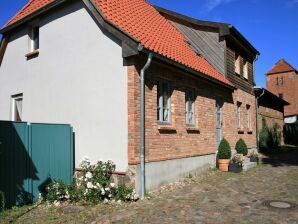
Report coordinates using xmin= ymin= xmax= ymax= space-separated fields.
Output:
xmin=266 ymin=59 xmax=297 ymax=75
xmin=3 ymin=0 xmax=54 ymax=28
xmin=2 ymin=0 xmax=233 ymax=87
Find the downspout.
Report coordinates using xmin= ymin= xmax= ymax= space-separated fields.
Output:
xmin=139 ymin=49 xmax=153 ymax=199
xmin=255 ymin=87 xmax=265 ymax=151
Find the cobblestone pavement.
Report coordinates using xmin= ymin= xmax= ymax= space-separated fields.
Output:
xmin=4 ymin=147 xmax=298 ymax=224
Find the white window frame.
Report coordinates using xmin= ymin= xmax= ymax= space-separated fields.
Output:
xmin=185 ymin=89 xmax=195 ymax=126
xmin=246 ymin=105 xmax=250 ymax=129
xmin=11 ymin=94 xmax=23 ymax=122
xmin=237 ymin=102 xmax=241 ymax=129
xmin=157 ymin=81 xmax=171 ymax=124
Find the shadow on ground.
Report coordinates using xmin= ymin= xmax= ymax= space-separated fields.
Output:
xmin=261 ymin=145 xmax=298 ymax=167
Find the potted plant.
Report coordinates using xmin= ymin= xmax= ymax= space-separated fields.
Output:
xmin=235 ymin=138 xmax=248 ymax=156
xmin=229 ymin=153 xmax=244 ymax=173
xmin=248 ymin=151 xmax=259 ymax=163
xmin=217 ymin=138 xmax=232 ymax=172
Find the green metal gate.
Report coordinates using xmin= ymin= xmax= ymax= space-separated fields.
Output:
xmin=0 ymin=121 xmax=73 ymax=207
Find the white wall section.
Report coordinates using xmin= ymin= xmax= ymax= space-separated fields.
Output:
xmin=0 ymin=1 xmax=128 ymax=171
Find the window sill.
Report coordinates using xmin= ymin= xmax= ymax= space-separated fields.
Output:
xmin=238 ymin=128 xmax=244 ymax=134
xmin=158 ymin=124 xmax=176 ymax=133
xmin=247 ymin=129 xmax=253 ymax=134
xmin=25 ymin=50 xmax=39 ymax=59
xmin=186 ymin=127 xmax=200 ymax=133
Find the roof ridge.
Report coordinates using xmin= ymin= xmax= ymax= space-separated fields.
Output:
xmin=266 ymin=58 xmax=297 ymax=75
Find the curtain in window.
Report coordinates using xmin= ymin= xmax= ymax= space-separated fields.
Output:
xmin=15 ymin=98 xmax=22 ymax=121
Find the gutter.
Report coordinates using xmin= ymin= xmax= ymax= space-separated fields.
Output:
xmin=254 ymin=87 xmax=265 ymax=151
xmin=138 ymin=47 xmax=153 ymax=199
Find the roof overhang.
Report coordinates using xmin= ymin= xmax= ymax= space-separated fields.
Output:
xmin=253 ymin=87 xmax=290 ymax=105
xmin=155 ymin=5 xmax=260 ymax=56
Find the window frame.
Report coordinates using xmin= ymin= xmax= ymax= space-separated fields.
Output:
xmin=11 ymin=94 xmax=23 ymax=122
xmin=243 ymin=60 xmax=248 ymax=80
xmin=29 ymin=24 xmax=39 ymax=53
xmin=157 ymin=80 xmax=171 ymax=124
xmin=246 ymin=105 xmax=251 ymax=130
xmin=234 ymin=53 xmax=241 ymax=75
xmin=237 ymin=102 xmax=241 ymax=129
xmin=185 ymin=89 xmax=195 ymax=126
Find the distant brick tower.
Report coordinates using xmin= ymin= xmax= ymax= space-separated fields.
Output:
xmin=266 ymin=59 xmax=298 ymax=123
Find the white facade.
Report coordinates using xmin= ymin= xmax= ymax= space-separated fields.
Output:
xmin=0 ymin=1 xmax=128 ymax=171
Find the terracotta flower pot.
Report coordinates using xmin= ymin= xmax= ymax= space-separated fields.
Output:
xmin=218 ymin=159 xmax=230 ymax=172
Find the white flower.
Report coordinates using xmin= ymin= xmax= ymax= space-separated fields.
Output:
xmin=110 ymin=183 xmax=115 ymax=188
xmin=85 ymin=172 xmax=93 ymax=179
xmin=105 ymin=187 xmax=110 ymax=191
xmin=87 ymin=182 xmax=94 ymax=189
xmin=108 ymin=194 xmax=112 ymax=198
xmin=104 ymin=198 xmax=109 ymax=204
xmin=53 ymin=200 xmax=60 ymax=207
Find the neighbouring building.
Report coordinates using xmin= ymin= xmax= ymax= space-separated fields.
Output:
xmin=266 ymin=59 xmax=298 ymax=124
xmin=0 ymin=0 xmax=259 ymax=192
xmin=254 ymin=87 xmax=289 ymax=143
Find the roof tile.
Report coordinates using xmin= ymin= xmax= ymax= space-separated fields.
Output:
xmin=266 ymin=59 xmax=297 ymax=75
xmin=3 ymin=0 xmax=233 ymax=87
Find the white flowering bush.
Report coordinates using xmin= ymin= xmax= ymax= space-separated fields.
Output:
xmin=45 ymin=157 xmax=139 ymax=204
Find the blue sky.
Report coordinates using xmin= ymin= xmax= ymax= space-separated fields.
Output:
xmin=0 ymin=0 xmax=297 ymax=87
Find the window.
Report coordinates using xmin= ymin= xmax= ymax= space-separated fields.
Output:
xmin=11 ymin=94 xmax=23 ymax=121
xmin=246 ymin=105 xmax=251 ymax=129
xmin=243 ymin=60 xmax=248 ymax=79
xmin=276 ymin=77 xmax=283 ymax=86
xmin=157 ymin=81 xmax=171 ymax=123
xmin=237 ymin=102 xmax=241 ymax=129
xmin=235 ymin=53 xmax=241 ymax=75
xmin=185 ymin=90 xmax=195 ymax=126
xmin=278 ymin=93 xmax=284 ymax=99
xmin=29 ymin=25 xmax=39 ymax=52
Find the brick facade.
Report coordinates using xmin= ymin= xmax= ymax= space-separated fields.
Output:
xmin=258 ymin=105 xmax=284 ymax=130
xmin=266 ymin=70 xmax=298 ymax=117
xmin=127 ymin=58 xmax=256 ymax=165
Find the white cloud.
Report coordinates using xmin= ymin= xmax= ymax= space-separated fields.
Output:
xmin=286 ymin=0 xmax=298 ymax=8
xmin=203 ymin=0 xmax=238 ymax=12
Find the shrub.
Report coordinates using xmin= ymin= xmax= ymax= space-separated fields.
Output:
xmin=217 ymin=138 xmax=231 ymax=159
xmin=0 ymin=191 xmax=5 ymax=212
xmin=267 ymin=123 xmax=281 ymax=149
xmin=235 ymin=138 xmax=248 ymax=155
xmin=44 ymin=157 xmax=139 ymax=205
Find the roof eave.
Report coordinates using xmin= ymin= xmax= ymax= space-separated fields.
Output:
xmin=139 ymin=46 xmax=235 ymax=91
xmin=253 ymin=87 xmax=290 ymax=105
xmin=0 ymin=0 xmax=68 ymax=34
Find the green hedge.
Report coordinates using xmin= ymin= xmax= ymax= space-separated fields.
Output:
xmin=0 ymin=191 xmax=5 ymax=212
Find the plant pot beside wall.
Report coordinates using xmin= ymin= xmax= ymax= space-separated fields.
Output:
xmin=229 ymin=163 xmax=242 ymax=173
xmin=217 ymin=138 xmax=232 ymax=172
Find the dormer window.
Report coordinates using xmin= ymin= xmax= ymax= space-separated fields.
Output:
xmin=235 ymin=53 xmax=241 ymax=75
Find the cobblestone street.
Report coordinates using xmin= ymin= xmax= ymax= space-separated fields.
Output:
xmin=2 ymin=147 xmax=298 ymax=224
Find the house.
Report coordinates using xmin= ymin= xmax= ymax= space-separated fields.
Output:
xmin=0 ymin=0 xmax=259 ymax=193
xmin=265 ymin=59 xmax=298 ymax=124
xmin=254 ymin=87 xmax=289 ymax=144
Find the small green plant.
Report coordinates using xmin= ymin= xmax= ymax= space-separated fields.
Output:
xmin=217 ymin=138 xmax=231 ymax=159
xmin=267 ymin=123 xmax=281 ymax=149
xmin=0 ymin=191 xmax=5 ymax=212
xmin=235 ymin=138 xmax=248 ymax=155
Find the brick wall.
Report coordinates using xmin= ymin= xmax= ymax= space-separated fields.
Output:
xmin=128 ymin=58 xmax=257 ymax=165
xmin=258 ymin=105 xmax=284 ymax=129
xmin=266 ymin=71 xmax=298 ymax=117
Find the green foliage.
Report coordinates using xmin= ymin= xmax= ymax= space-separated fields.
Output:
xmin=0 ymin=191 xmax=5 ymax=212
xmin=217 ymin=138 xmax=231 ymax=159
xmin=44 ymin=158 xmax=138 ymax=204
xmin=235 ymin=138 xmax=248 ymax=155
xmin=259 ymin=118 xmax=282 ymax=150
xmin=267 ymin=123 xmax=282 ymax=149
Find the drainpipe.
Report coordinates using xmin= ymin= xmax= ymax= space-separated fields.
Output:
xmin=255 ymin=87 xmax=265 ymax=151
xmin=139 ymin=50 xmax=153 ymax=199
